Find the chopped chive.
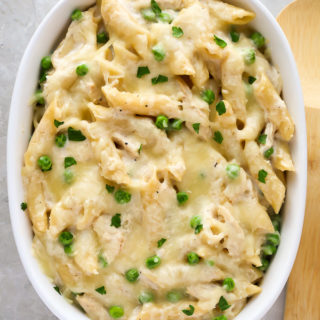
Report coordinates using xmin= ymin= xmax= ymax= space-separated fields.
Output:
xmin=214 ymin=35 xmax=227 ymax=48
xmin=258 ymin=169 xmax=268 ymax=183
xmin=171 ymin=119 xmax=184 ymax=130
xmin=64 ymin=169 xmax=74 ymax=184
xmin=152 ymin=44 xmax=166 ymax=61
xmin=111 ymin=213 xmax=121 ymax=228
xmin=139 ymin=292 xmax=153 ymax=304
xmin=138 ymin=144 xmax=142 ymax=154
xmin=258 ymin=256 xmax=270 ymax=272
xmin=157 ymin=238 xmax=167 ymax=248
xmin=137 ymin=66 xmax=150 ymax=78
xmin=54 ymin=119 xmax=64 ymax=128
xmin=182 ymin=305 xmax=194 ymax=316
xmin=223 ymin=278 xmax=235 ymax=292
xmin=106 ymin=184 xmax=115 ymax=193
xmin=152 ymin=74 xmax=168 ymax=85
xmin=201 ymin=89 xmax=215 ymax=105
xmin=54 ymin=286 xmax=61 ymax=295
xmin=20 ymin=202 xmax=27 ymax=211
xmin=151 ymin=0 xmax=162 ymax=15
xmin=34 ymin=89 xmax=45 ymax=106
xmin=230 ymin=27 xmax=240 ymax=42
xmin=248 ymin=76 xmax=256 ymax=84
xmin=97 ymin=31 xmax=109 ymax=44
xmin=68 ymin=127 xmax=86 ymax=141
xmin=64 ymin=244 xmax=73 ymax=255
xmin=213 ymin=131 xmax=223 ymax=144
xmin=172 ymin=26 xmax=184 ymax=38
xmin=177 ymin=192 xmax=188 ymax=205
xmin=95 ymin=286 xmax=106 ymax=295
xmin=64 ymin=156 xmax=77 ymax=168
xmin=159 ymin=12 xmax=173 ymax=23
xmin=141 ymin=8 xmax=157 ymax=21
xmin=264 ymin=147 xmax=274 ymax=159
xmin=216 ymin=101 xmax=226 ymax=115
xmin=218 ymin=296 xmax=231 ymax=311
xmin=258 ymin=134 xmax=267 ymax=144
xmin=192 ymin=123 xmax=200 ymax=134
xmin=251 ymin=31 xmax=265 ymax=48
xmin=98 ymin=253 xmax=108 ymax=268
xmin=244 ymin=48 xmax=256 ymax=65
xmin=71 ymin=9 xmax=82 ymax=21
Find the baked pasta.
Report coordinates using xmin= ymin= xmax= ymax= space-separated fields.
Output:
xmin=22 ymin=0 xmax=295 ymax=319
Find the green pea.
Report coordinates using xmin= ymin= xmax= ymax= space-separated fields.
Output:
xmin=166 ymin=290 xmax=183 ymax=303
xmin=59 ymin=231 xmax=73 ymax=246
xmin=125 ymin=268 xmax=139 ymax=282
xmin=262 ymin=244 xmax=277 ymax=256
xmin=64 ymin=169 xmax=74 ymax=184
xmin=145 ymin=255 xmax=161 ymax=269
xmin=258 ymin=257 xmax=270 ymax=272
xmin=244 ymin=48 xmax=256 ymax=65
xmin=108 ymin=306 xmax=124 ymax=319
xmin=20 ymin=202 xmax=27 ymax=211
xmin=158 ymin=12 xmax=173 ymax=23
xmin=71 ymin=9 xmax=82 ymax=21
xmin=34 ymin=89 xmax=45 ymax=106
xmin=251 ymin=31 xmax=265 ymax=48
xmin=37 ymin=155 xmax=52 ymax=171
xmin=138 ymin=292 xmax=153 ymax=304
xmin=187 ymin=252 xmax=200 ymax=265
xmin=190 ymin=215 xmax=201 ymax=229
xmin=266 ymin=233 xmax=280 ymax=246
xmin=76 ymin=64 xmax=89 ymax=76
xmin=97 ymin=31 xmax=109 ymax=44
xmin=171 ymin=119 xmax=184 ymax=130
xmin=64 ymin=244 xmax=73 ymax=256
xmin=222 ymin=278 xmax=235 ymax=292
xmin=114 ymin=190 xmax=131 ymax=204
xmin=155 ymin=115 xmax=169 ymax=129
xmin=41 ymin=56 xmax=52 ymax=70
xmin=177 ymin=192 xmax=189 ymax=205
xmin=226 ymin=163 xmax=240 ymax=179
xmin=141 ymin=8 xmax=157 ymax=22
xmin=55 ymin=133 xmax=67 ymax=148
xmin=213 ymin=316 xmax=228 ymax=320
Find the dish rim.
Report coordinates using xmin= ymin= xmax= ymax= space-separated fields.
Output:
xmin=7 ymin=0 xmax=307 ymax=319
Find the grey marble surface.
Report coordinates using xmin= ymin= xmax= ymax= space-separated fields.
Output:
xmin=0 ymin=0 xmax=292 ymax=319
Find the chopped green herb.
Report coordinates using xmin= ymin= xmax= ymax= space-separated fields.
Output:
xmin=226 ymin=163 xmax=240 ymax=179
xmin=59 ymin=231 xmax=73 ymax=246
xmin=98 ymin=253 xmax=108 ymax=268
xmin=54 ymin=286 xmax=61 ymax=295
xmin=41 ymin=56 xmax=52 ymax=70
xmin=172 ymin=26 xmax=184 ymax=38
xmin=106 ymin=184 xmax=115 ymax=193
xmin=244 ymin=48 xmax=256 ymax=65
xmin=272 ymin=216 xmax=281 ymax=232
xmin=125 ymin=268 xmax=140 ymax=282
xmin=171 ymin=119 xmax=184 ymax=130
xmin=151 ymin=0 xmax=162 ymax=15
xmin=201 ymin=89 xmax=215 ymax=105
xmin=97 ymin=31 xmax=109 ymax=44
xmin=155 ymin=115 xmax=169 ymax=129
xmin=223 ymin=278 xmax=235 ymax=292
xmin=71 ymin=9 xmax=82 ymax=21
xmin=192 ymin=123 xmax=200 ymax=134
xmin=137 ymin=66 xmax=150 ymax=78
xmin=64 ymin=169 xmax=74 ymax=184
xmin=152 ymin=44 xmax=166 ymax=61
xmin=177 ymin=192 xmax=188 ymax=205
xmin=152 ymin=74 xmax=168 ymax=85
xmin=182 ymin=305 xmax=194 ymax=316
xmin=54 ymin=119 xmax=64 ymax=128
xmin=214 ymin=35 xmax=227 ymax=48
xmin=146 ymin=255 xmax=161 ymax=269
xmin=76 ymin=64 xmax=89 ymax=76
xmin=230 ymin=27 xmax=240 ymax=42
xmin=64 ymin=244 xmax=73 ymax=256
xmin=64 ymin=156 xmax=77 ymax=168
xmin=108 ymin=306 xmax=124 ymax=319
xmin=39 ymin=70 xmax=47 ymax=84
xmin=21 ymin=202 xmax=27 ymax=211
xmin=141 ymin=8 xmax=157 ymax=22
xmin=111 ymin=213 xmax=121 ymax=228
xmin=195 ymin=224 xmax=203 ymax=234
xmin=248 ymin=76 xmax=256 ymax=84
xmin=213 ymin=131 xmax=223 ymax=144
xmin=115 ymin=189 xmax=131 ymax=204
xmin=218 ymin=296 xmax=231 ymax=311
xmin=37 ymin=155 xmax=52 ymax=171
xmin=251 ymin=31 xmax=265 ymax=48
xmin=159 ymin=12 xmax=173 ymax=23
xmin=139 ymin=292 xmax=153 ymax=304
xmin=55 ymin=133 xmax=67 ymax=148
xmin=157 ymin=238 xmax=167 ymax=248
xmin=68 ymin=127 xmax=86 ymax=141
xmin=138 ymin=144 xmax=142 ymax=154
xmin=34 ymin=89 xmax=45 ymax=106
xmin=264 ymin=147 xmax=274 ymax=159
xmin=258 ymin=169 xmax=268 ymax=183
xmin=190 ymin=215 xmax=201 ymax=229
xmin=258 ymin=134 xmax=267 ymax=144
xmin=167 ymin=290 xmax=183 ymax=303
xmin=214 ymin=316 xmax=228 ymax=320
xmin=216 ymin=101 xmax=226 ymax=115
xmin=187 ymin=252 xmax=200 ymax=265
xmin=95 ymin=286 xmax=106 ymax=295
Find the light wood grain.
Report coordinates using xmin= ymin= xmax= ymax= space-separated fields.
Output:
xmin=277 ymin=0 xmax=320 ymax=109
xmin=277 ymin=1 xmax=320 ymax=319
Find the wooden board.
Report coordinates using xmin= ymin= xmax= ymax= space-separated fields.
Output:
xmin=277 ymin=1 xmax=320 ymax=319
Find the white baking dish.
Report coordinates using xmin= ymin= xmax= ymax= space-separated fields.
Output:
xmin=7 ymin=0 xmax=307 ymax=319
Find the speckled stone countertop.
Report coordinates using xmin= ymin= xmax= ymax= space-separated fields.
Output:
xmin=0 ymin=0 xmax=292 ymax=319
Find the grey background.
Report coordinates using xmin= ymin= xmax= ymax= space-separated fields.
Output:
xmin=0 ymin=0 xmax=292 ymax=319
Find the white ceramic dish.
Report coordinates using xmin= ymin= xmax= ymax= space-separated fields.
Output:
xmin=7 ymin=0 xmax=307 ymax=319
